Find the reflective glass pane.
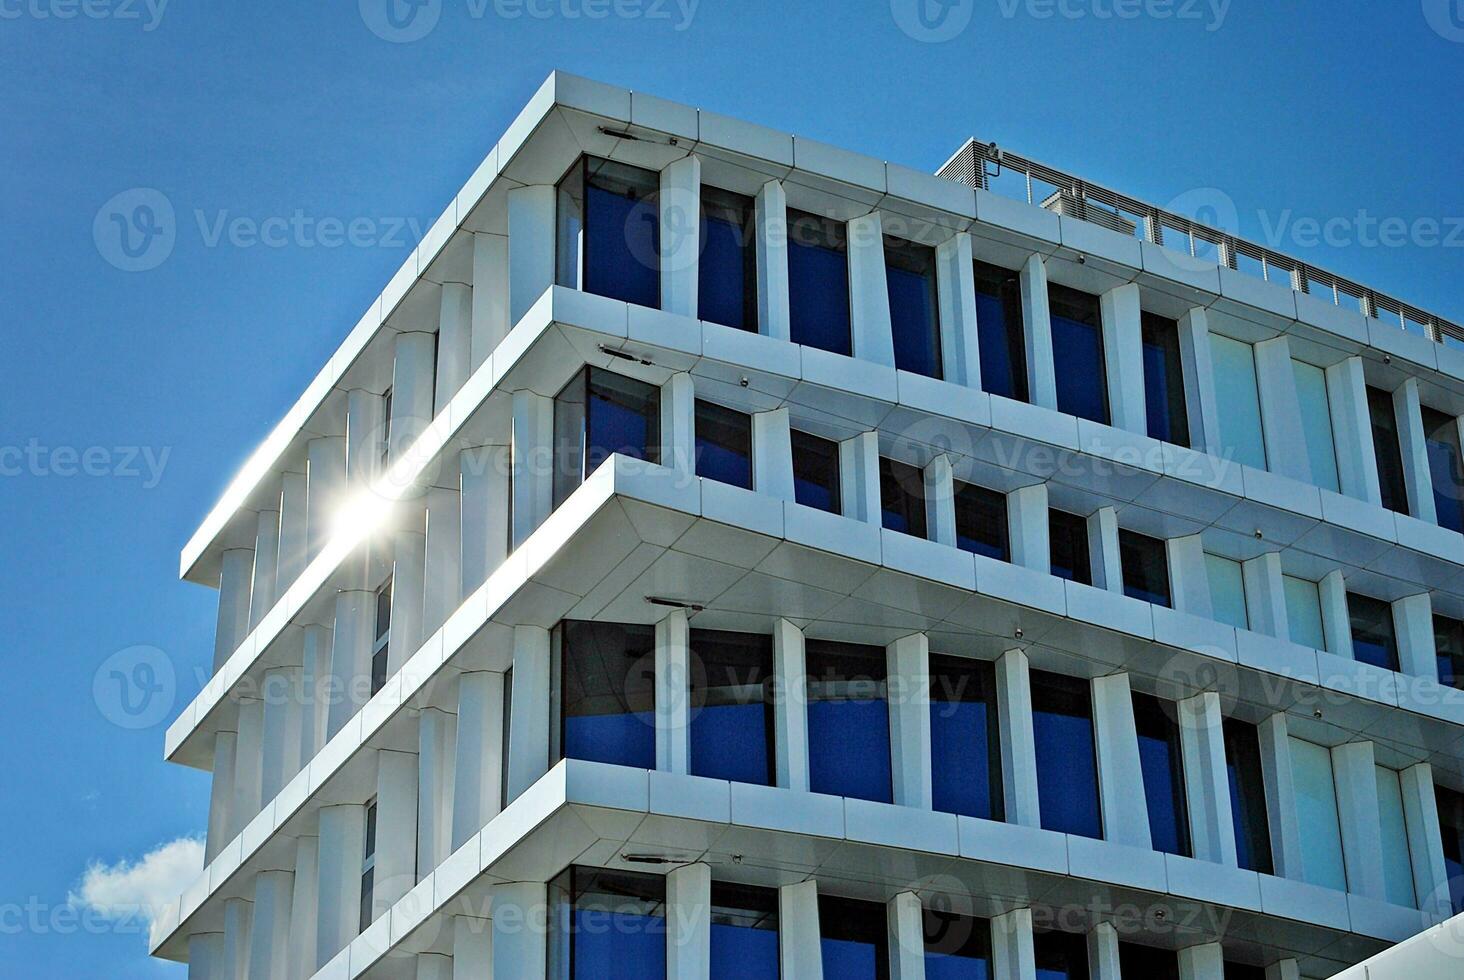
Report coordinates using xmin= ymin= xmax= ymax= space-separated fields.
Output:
xmin=930 ymin=655 xmax=1003 ymax=821
xmin=787 ymin=210 xmax=851 ymax=356
xmin=880 ymin=457 xmax=928 ymax=539
xmin=582 ymin=158 xmax=660 ymax=309
xmin=1211 ymin=334 xmax=1268 ymax=471
xmin=818 ymin=896 xmax=888 ymax=980
xmin=1207 ymin=554 xmax=1248 ymax=630
xmin=695 ymin=400 xmax=753 ymax=489
xmin=563 ymin=868 xmax=666 ymax=980
xmin=1375 ymin=766 xmax=1417 ymax=908
xmin=1120 ymin=529 xmax=1171 ymax=607
xmin=806 ymin=641 xmax=892 ymax=803
xmin=886 ymin=236 xmax=942 ymax=379
xmin=710 ymin=882 xmax=779 ymax=980
xmin=1292 ymin=360 xmax=1340 ymax=493
xmin=1033 ymin=930 xmax=1090 ymax=980
xmin=1435 ymin=615 xmax=1464 ymax=690
xmin=1133 ymin=693 xmax=1191 ymax=856
xmin=1119 ymin=944 xmax=1177 ymax=980
xmin=1224 ymin=719 xmax=1274 ymax=875
xmin=689 ymin=630 xmax=774 ymax=786
xmin=924 ymin=910 xmax=992 ymax=980
xmin=1048 ymin=284 xmax=1109 ymax=424
xmin=973 ymin=261 xmax=1028 ymax=402
xmin=555 ymin=368 xmax=662 ymax=508
xmin=699 ymin=185 xmax=757 ymax=332
xmin=1424 ymin=406 xmax=1464 ymax=534
xmin=1348 ymin=592 xmax=1399 ymax=671
xmin=1142 ymin=312 xmax=1189 ymax=446
xmin=1437 ymin=785 xmax=1464 ymax=914
xmin=1031 ymin=671 xmax=1101 ymax=839
xmin=1289 ymin=737 xmax=1347 ymax=891
xmin=1224 ymin=964 xmax=1266 ymax=980
xmin=1369 ymin=386 xmax=1409 ymax=515
xmin=954 ymin=481 xmax=1009 ymax=561
xmin=558 ymin=622 xmax=656 ymax=769
xmin=792 ymin=429 xmax=841 ymax=514
xmin=1284 ymin=576 xmax=1325 ymax=650
xmin=1049 ymin=509 xmax=1092 ymax=586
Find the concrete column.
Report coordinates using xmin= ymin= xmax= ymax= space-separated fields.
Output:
xmin=301 ymin=625 xmax=333 ymax=763
xmin=1086 ymin=922 xmax=1120 ymax=980
xmin=1007 ymin=484 xmax=1050 ymax=573
xmin=206 ymin=731 xmax=238 ymax=862
xmin=373 ymin=748 xmax=421 ymax=918
xmin=506 ymin=625 xmax=551 ymax=803
xmin=276 ymin=472 xmax=309 ymax=594
xmin=848 ymin=210 xmax=896 ymax=368
xmin=1394 ymin=593 xmax=1437 ymax=679
xmin=287 ymin=836 xmax=319 ymax=980
xmin=1242 ymin=553 xmax=1289 ymax=639
xmin=1100 ymin=283 xmax=1146 ymax=434
xmin=453 ymin=916 xmax=493 ymax=980
xmin=471 ymin=231 xmax=510 ymax=368
xmin=887 ymin=891 xmax=925 ymax=980
xmin=390 ymin=526 xmax=427 ymax=675
xmin=666 ymin=862 xmax=711 ymax=979
xmin=1318 ymin=570 xmax=1353 ymax=659
xmin=659 ymin=154 xmax=701 ymax=319
xmin=1399 ymin=762 xmax=1453 ymax=922
xmin=453 ymin=672 xmax=505 ymax=850
xmin=1395 ymin=378 xmax=1438 ymax=524
xmin=391 ymin=333 xmax=438 ymax=462
xmin=418 ymin=707 xmax=457 ymax=877
xmin=1253 ymin=337 xmax=1313 ymax=484
xmin=328 ymin=589 xmax=375 ymax=738
xmin=656 ymin=609 xmax=692 ymax=775
xmin=990 ymin=907 xmax=1035 ymax=980
xmin=752 ymin=408 xmax=796 ymax=501
xmin=924 ymin=456 xmax=956 ymax=547
xmin=1332 ymin=740 xmax=1387 ymax=901
xmin=935 ymin=231 xmax=981 ymax=388
xmin=424 ymin=486 xmax=462 ymax=638
xmin=233 ymin=699 xmax=265 ymax=829
xmin=887 ymin=633 xmax=933 ymax=809
xmin=417 ymin=952 xmax=453 ymax=980
xmin=1257 ymin=714 xmax=1304 ymax=880
xmin=221 ymin=898 xmax=253 ymax=980
xmin=306 ymin=435 xmax=346 ymax=562
xmin=1265 ymin=960 xmax=1301 ymax=980
xmin=248 ymin=509 xmax=280 ymax=630
xmin=1178 ymin=308 xmax=1222 ymax=456
xmin=316 ymin=803 xmax=366 ymax=969
xmin=215 ymin=547 xmax=255 ymax=670
xmin=345 ymin=388 xmax=386 ymax=492
xmin=187 ymin=933 xmax=224 ymax=980
xmin=773 ymin=619 xmax=811 ymax=793
xmin=1178 ymin=943 xmax=1225 ymax=980
xmin=1327 ymin=356 xmax=1383 ymax=505
xmin=778 ymin=880 xmax=822 ymax=980
xmin=1019 ymin=254 xmax=1057 ymax=410
xmin=839 ymin=430 xmax=881 ymax=524
xmin=436 ymin=281 xmax=474 ymax=414
xmin=461 ymin=444 xmax=509 ymax=596
xmin=510 ymin=390 xmax=553 ymax=549
xmin=996 ymin=649 xmax=1041 ymax=828
xmin=260 ymin=665 xmax=304 ymax=802
xmin=1167 ymin=534 xmax=1212 ymax=618
xmin=507 ymin=184 xmax=556 ymax=326
xmin=491 ymin=882 xmax=548 ymax=980
xmin=755 ymin=180 xmax=791 ymax=343
xmin=1088 ymin=506 xmax=1122 ymax=593
xmin=1092 ymin=673 xmax=1151 ymax=848
xmin=1179 ymin=692 xmax=1239 ymax=865
xmin=662 ymin=372 xmax=696 ymax=481
xmin=246 ymin=870 xmax=293 ymax=980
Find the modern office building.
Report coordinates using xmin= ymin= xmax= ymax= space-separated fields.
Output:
xmin=152 ymin=72 xmax=1464 ymax=980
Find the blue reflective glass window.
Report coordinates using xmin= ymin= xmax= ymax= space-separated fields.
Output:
xmin=930 ymin=655 xmax=1003 ymax=821
xmin=806 ymin=641 xmax=892 ymax=803
xmin=554 ymin=368 xmax=662 ymax=508
xmin=1031 ymin=671 xmax=1101 ymax=839
xmin=973 ymin=261 xmax=1028 ymax=402
xmin=699 ymin=185 xmax=757 ymax=332
xmin=1436 ymin=785 xmax=1464 ymax=914
xmin=1435 ymin=615 xmax=1464 ymax=691
xmin=924 ymin=909 xmax=992 ymax=980
xmin=792 ymin=428 xmax=841 ymax=514
xmin=1223 ymin=719 xmax=1274 ymax=875
xmin=1369 ymin=386 xmax=1410 ymax=515
xmin=1348 ymin=592 xmax=1399 ymax=672
xmin=1119 ymin=943 xmax=1177 ymax=980
xmin=1048 ymin=284 xmax=1109 ymax=424
xmin=696 ymin=401 xmax=753 ymax=489
xmin=557 ymin=622 xmax=656 ymax=769
xmin=1119 ymin=529 xmax=1171 ymax=607
xmin=710 ymin=883 xmax=779 ymax=980
xmin=1424 ymin=407 xmax=1464 ymax=534
xmin=880 ymin=457 xmax=928 ymax=538
xmin=1033 ymin=929 xmax=1089 ymax=980
xmin=954 ymin=482 xmax=1009 ymax=561
xmin=1049 ymin=509 xmax=1092 ymax=586
xmin=787 ymin=210 xmax=851 ymax=356
xmin=556 ymin=867 xmax=667 ymax=980
xmin=556 ymin=157 xmax=660 ymax=309
xmin=886 ymin=236 xmax=942 ymax=379
xmin=819 ymin=896 xmax=888 ymax=980
xmin=1132 ymin=693 xmax=1191 ymax=857
xmin=1211 ymin=335 xmax=1268 ymax=471
xmin=1141 ymin=312 xmax=1189 ymax=446
xmin=690 ymin=630 xmax=774 ymax=786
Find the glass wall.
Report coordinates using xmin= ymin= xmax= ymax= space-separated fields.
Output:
xmin=1292 ymin=360 xmax=1340 ymax=493
xmin=1224 ymin=719 xmax=1273 ymax=875
xmin=556 ymin=157 xmax=660 ymax=309
xmin=1206 ymin=554 xmax=1249 ymax=630
xmin=1142 ymin=311 xmax=1189 ymax=446
xmin=924 ymin=909 xmax=992 ymax=980
xmin=1049 ymin=509 xmax=1093 ymax=585
xmin=880 ymin=457 xmax=928 ymax=539
xmin=549 ymin=867 xmax=666 ymax=979
xmin=818 ymin=895 xmax=888 ymax=980
xmin=954 ymin=481 xmax=1009 ymax=561
xmin=699 ymin=185 xmax=757 ymax=332
xmin=1031 ymin=671 xmax=1101 ymax=839
xmin=1423 ymin=406 xmax=1464 ymax=534
xmin=1119 ymin=529 xmax=1171 ymax=607
xmin=553 ymin=368 xmax=661 ymax=508
xmin=689 ymin=629 xmax=775 ymax=786
xmin=806 ymin=641 xmax=892 ymax=803
xmin=1289 ymin=737 xmax=1347 ymax=892
xmin=787 ymin=209 xmax=851 ymax=356
xmin=1348 ymin=593 xmax=1399 ymax=672
xmin=930 ymin=655 xmax=1003 ymax=821
xmin=709 ymin=882 xmax=779 ymax=980
xmin=359 ymin=800 xmax=377 ymax=933
xmin=555 ymin=622 xmax=656 ymax=769
xmin=885 ymin=236 xmax=942 ymax=379
xmin=972 ymin=260 xmax=1028 ymax=402
xmin=1369 ymin=386 xmax=1410 ymax=515
xmin=1048 ymin=284 xmax=1109 ymax=425
xmin=791 ymin=429 xmax=841 ymax=514
xmin=695 ymin=400 xmax=753 ymax=489
xmin=1210 ymin=334 xmax=1268 ymax=471
xmin=371 ymin=579 xmax=392 ymax=695
xmin=1132 ymin=693 xmax=1191 ymax=857
xmin=1284 ymin=575 xmax=1326 ymax=650
xmin=1435 ymin=615 xmax=1464 ymax=691
xmin=1375 ymin=766 xmax=1417 ymax=908
xmin=1033 ymin=929 xmax=1090 ymax=980
xmin=1436 ymin=785 xmax=1464 ymax=914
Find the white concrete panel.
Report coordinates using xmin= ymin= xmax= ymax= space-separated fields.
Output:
xmin=436 ymin=282 xmax=474 ymax=413
xmin=1019 ymin=254 xmax=1058 ymax=411
xmin=990 ymin=907 xmax=1035 ymax=980
xmin=887 ymin=633 xmax=933 ymax=810
xmin=656 ymin=609 xmax=692 ymax=776
xmin=660 ymin=154 xmax=701 ymax=319
xmin=471 ymin=232 xmax=510 ymax=370
xmin=1253 ymin=336 xmax=1313 ymax=485
xmin=773 ymin=619 xmax=811 ymax=793
xmin=753 ymin=407 xmax=796 ymax=502
xmin=848 ymin=211 xmax=896 ymax=369
xmin=935 ymin=232 xmax=981 ymax=389
xmin=1179 ymin=692 xmax=1239 ymax=866
xmin=996 ymin=649 xmax=1041 ymax=829
xmin=1007 ymin=483 xmax=1050 ymax=574
xmin=507 ymin=626 xmax=552 ymax=802
xmin=316 ymin=803 xmax=365 ymax=971
xmin=666 ymin=862 xmax=711 ymax=980
xmin=756 ymin=180 xmax=791 ymax=343
xmin=778 ymin=880 xmax=822 ymax=980
xmin=452 ymin=671 xmax=505 ymax=851
xmin=507 ymin=184 xmax=556 ymax=327
xmin=1100 ymin=283 xmax=1146 ymax=434
xmin=887 ymin=891 xmax=926 ymax=980
xmin=245 ymin=870 xmax=293 ymax=980
xmin=1091 ymin=673 xmax=1151 ymax=849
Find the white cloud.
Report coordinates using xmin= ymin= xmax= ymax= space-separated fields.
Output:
xmin=69 ymin=837 xmax=203 ymax=944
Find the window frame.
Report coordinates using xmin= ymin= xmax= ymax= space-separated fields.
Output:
xmin=884 ymin=234 xmax=943 ymax=380
xmin=1047 ymin=282 xmax=1110 ymax=425
xmin=698 ymin=183 xmax=758 ymax=332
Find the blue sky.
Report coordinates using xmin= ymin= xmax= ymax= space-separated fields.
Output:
xmin=3 ymin=1 xmax=1462 ymax=976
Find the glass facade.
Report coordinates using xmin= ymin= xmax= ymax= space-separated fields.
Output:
xmin=972 ymin=260 xmax=1028 ymax=402
xmin=1132 ymin=693 xmax=1191 ymax=857
xmin=954 ymin=481 xmax=1009 ymax=561
xmin=1437 ymin=785 xmax=1464 ymax=914
xmin=1206 ymin=554 xmax=1249 ymax=630
xmin=929 ymin=655 xmax=1004 ymax=821
xmin=791 ymin=428 xmax=841 ymax=514
xmin=689 ymin=629 xmax=775 ymax=786
xmin=1375 ymin=766 xmax=1417 ymax=908
xmin=1436 ymin=615 xmax=1464 ymax=690
xmin=1033 ymin=929 xmax=1090 ymax=980
xmin=1119 ymin=529 xmax=1171 ymax=607
xmin=699 ymin=185 xmax=757 ymax=332
xmin=1423 ymin=406 xmax=1464 ymax=534
xmin=924 ymin=909 xmax=992 ymax=980
xmin=556 ymin=157 xmax=660 ymax=309
xmin=1049 ymin=509 xmax=1093 ymax=586
xmin=553 ymin=368 xmax=661 ymax=508
xmin=1119 ymin=944 xmax=1177 ymax=980
xmin=1048 ymin=284 xmax=1109 ymax=425
xmin=695 ymin=400 xmax=753 ymax=489
xmin=1348 ymin=592 xmax=1399 ymax=672
xmin=1211 ymin=334 xmax=1268 ymax=471
xmin=1292 ymin=360 xmax=1340 ymax=493
xmin=1141 ymin=311 xmax=1189 ymax=446
xmin=885 ymin=235 xmax=942 ymax=379
xmin=1284 ymin=575 xmax=1326 ymax=650
xmin=818 ymin=895 xmax=888 ymax=980
xmin=1290 ymin=737 xmax=1347 ymax=892
xmin=806 ymin=641 xmax=892 ymax=803
xmin=550 ymin=867 xmax=666 ymax=980
xmin=371 ymin=579 xmax=392 ymax=695
xmin=1223 ymin=719 xmax=1274 ymax=875
xmin=1369 ymin=386 xmax=1410 ymax=515
xmin=1031 ymin=671 xmax=1101 ymax=839
xmin=880 ymin=457 xmax=928 ymax=539
xmin=787 ymin=209 xmax=851 ymax=356
xmin=709 ymin=882 xmax=779 ymax=980
xmin=555 ymin=622 xmax=656 ymax=769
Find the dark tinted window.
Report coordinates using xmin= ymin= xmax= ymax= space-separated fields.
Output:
xmin=709 ymin=882 xmax=779 ymax=979
xmin=880 ymin=457 xmax=928 ymax=538
xmin=371 ymin=581 xmax=392 ymax=696
xmin=695 ymin=400 xmax=753 ymax=489
xmin=699 ymin=185 xmax=757 ymax=332
xmin=1437 ymin=785 xmax=1464 ymax=915
xmin=553 ymin=368 xmax=661 ymax=507
xmin=1224 ymin=964 xmax=1266 ymax=980
xmin=1435 ymin=615 xmax=1464 ymax=691
xmin=924 ymin=909 xmax=992 ymax=979
xmin=1033 ymin=929 xmax=1089 ymax=980
xmin=1424 ymin=407 xmax=1464 ymax=534
xmin=1369 ymin=386 xmax=1409 ymax=515
xmin=1119 ymin=943 xmax=1177 ymax=980
xmin=819 ymin=895 xmax=888 ymax=980
xmin=1224 ymin=719 xmax=1274 ymax=875
xmin=1348 ymin=593 xmax=1399 ymax=672
xmin=1031 ymin=671 xmax=1101 ymax=839
xmin=689 ymin=630 xmax=774 ymax=786
xmin=806 ymin=641 xmax=892 ymax=803
xmin=1049 ymin=509 xmax=1092 ymax=586
xmin=1142 ymin=311 xmax=1189 ymax=447
xmin=973 ymin=260 xmax=1028 ymax=402
xmin=954 ymin=482 xmax=1009 ymax=561
xmin=557 ymin=157 xmax=660 ymax=309
xmin=1133 ymin=693 xmax=1191 ymax=857
xmin=787 ymin=209 xmax=851 ymax=356
xmin=792 ymin=429 xmax=841 ymax=514
xmin=553 ymin=867 xmax=666 ymax=979
xmin=1120 ymin=529 xmax=1171 ymax=607
xmin=1048 ymin=284 xmax=1109 ymax=424
xmin=886 ymin=235 xmax=942 ymax=379
xmin=930 ymin=655 xmax=1004 ymax=822
xmin=556 ymin=622 xmax=655 ymax=768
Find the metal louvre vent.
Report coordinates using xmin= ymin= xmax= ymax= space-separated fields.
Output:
xmin=1039 ymin=190 xmax=1137 ymax=236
